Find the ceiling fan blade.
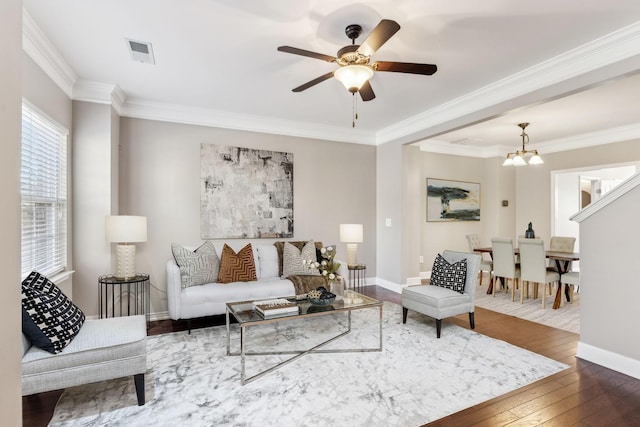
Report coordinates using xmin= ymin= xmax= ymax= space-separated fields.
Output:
xmin=357 ymin=19 xmax=401 ymax=57
xmin=359 ymin=81 xmax=376 ymax=101
xmin=292 ymin=72 xmax=335 ymax=92
xmin=374 ymin=61 xmax=438 ymax=75
xmin=277 ymin=46 xmax=336 ymax=63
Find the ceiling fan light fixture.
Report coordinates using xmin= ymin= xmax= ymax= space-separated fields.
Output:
xmin=334 ymin=65 xmax=373 ymax=93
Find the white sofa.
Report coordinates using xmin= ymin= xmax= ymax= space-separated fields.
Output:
xmin=167 ymin=243 xmax=345 ymax=327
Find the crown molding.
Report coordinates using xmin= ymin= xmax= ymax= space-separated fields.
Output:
xmin=72 ymin=80 xmax=125 ymax=115
xmin=377 ymin=20 xmax=640 ymax=146
xmin=120 ymin=98 xmax=376 ymax=144
xmin=419 ymin=123 xmax=640 ymax=159
xmin=535 ymin=123 xmax=640 ymax=154
xmin=418 ymin=139 xmax=507 ymax=158
xmin=22 ymin=9 xmax=77 ymax=98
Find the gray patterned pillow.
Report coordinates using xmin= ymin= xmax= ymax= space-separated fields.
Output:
xmin=172 ymin=241 xmax=220 ymax=288
xmin=282 ymin=241 xmax=320 ymax=278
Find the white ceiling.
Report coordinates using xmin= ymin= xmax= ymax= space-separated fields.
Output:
xmin=22 ymin=1 xmax=640 ymax=152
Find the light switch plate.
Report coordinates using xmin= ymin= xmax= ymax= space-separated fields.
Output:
xmin=385 ymin=218 xmax=392 ymax=227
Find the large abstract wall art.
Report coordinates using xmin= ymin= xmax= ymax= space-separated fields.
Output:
xmin=201 ymin=144 xmax=294 ymax=238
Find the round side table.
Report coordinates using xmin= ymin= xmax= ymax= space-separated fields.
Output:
xmin=98 ymin=274 xmax=150 ymax=325
xmin=347 ymin=264 xmax=366 ymax=292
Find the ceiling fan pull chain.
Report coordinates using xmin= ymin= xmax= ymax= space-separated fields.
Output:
xmin=352 ymin=93 xmax=356 ymax=127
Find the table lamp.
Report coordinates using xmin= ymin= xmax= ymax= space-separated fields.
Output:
xmin=340 ymin=223 xmax=363 ymax=267
xmin=105 ymin=215 xmax=147 ymax=280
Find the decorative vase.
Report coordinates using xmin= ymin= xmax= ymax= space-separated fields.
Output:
xmin=328 ymin=278 xmax=344 ymax=300
xmin=525 ymin=222 xmax=535 ymax=238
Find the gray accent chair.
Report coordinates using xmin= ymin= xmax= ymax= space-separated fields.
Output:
xmin=22 ymin=315 xmax=147 ymax=405
xmin=402 ymin=250 xmax=481 ymax=338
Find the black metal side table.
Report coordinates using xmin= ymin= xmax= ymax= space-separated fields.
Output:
xmin=347 ymin=264 xmax=366 ymax=291
xmin=99 ymin=274 xmax=150 ymax=325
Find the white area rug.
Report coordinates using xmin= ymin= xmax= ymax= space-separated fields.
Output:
xmin=49 ymin=302 xmax=567 ymax=427
xmin=474 ymin=280 xmax=580 ymax=334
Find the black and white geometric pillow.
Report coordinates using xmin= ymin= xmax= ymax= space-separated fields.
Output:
xmin=429 ymin=254 xmax=467 ymax=294
xmin=21 ymin=271 xmax=85 ymax=354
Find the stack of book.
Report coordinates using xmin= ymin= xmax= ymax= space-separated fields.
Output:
xmin=253 ymin=298 xmax=299 ymax=318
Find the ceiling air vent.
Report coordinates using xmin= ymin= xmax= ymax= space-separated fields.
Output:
xmin=126 ymin=39 xmax=155 ymax=64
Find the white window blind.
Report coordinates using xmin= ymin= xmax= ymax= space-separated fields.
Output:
xmin=21 ymin=102 xmax=68 ymax=277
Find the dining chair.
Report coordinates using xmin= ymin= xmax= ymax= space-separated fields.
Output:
xmin=548 ymin=236 xmax=576 ymax=272
xmin=466 ymin=233 xmax=493 ymax=286
xmin=560 ymin=271 xmax=580 ymax=306
xmin=518 ymin=238 xmax=560 ymax=308
xmin=490 ymin=238 xmax=520 ymax=299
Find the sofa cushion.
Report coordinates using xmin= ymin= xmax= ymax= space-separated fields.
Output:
xmin=172 ymin=241 xmax=220 ymax=288
xmin=217 ymin=243 xmax=257 ymax=283
xmin=282 ymin=241 xmax=320 ymax=278
xmin=21 ymin=271 xmax=85 ymax=354
xmin=22 ymin=315 xmax=146 ymax=375
xmin=274 ymin=240 xmax=323 ymax=277
xmin=430 ymin=254 xmax=467 ymax=294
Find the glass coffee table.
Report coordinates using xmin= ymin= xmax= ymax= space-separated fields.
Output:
xmin=226 ymin=292 xmax=383 ymax=384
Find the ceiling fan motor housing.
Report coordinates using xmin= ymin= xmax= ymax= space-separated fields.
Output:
xmin=336 ymin=45 xmax=370 ymax=66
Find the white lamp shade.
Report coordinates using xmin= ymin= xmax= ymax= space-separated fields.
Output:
xmin=105 ymin=215 xmax=147 ymax=243
xmin=340 ymin=224 xmax=363 ymax=243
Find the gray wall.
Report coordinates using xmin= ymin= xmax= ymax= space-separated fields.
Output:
xmin=72 ymin=101 xmax=119 ymax=315
xmin=579 ymin=183 xmax=640 ymax=369
xmin=117 ymin=118 xmax=377 ymax=317
xmin=417 ymin=152 xmax=515 ymax=269
xmin=1 ymin=0 xmax=23 ymax=422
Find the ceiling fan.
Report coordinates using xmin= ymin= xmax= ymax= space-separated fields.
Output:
xmin=277 ymin=19 xmax=437 ymax=102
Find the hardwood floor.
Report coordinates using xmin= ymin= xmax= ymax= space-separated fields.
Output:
xmin=22 ymin=286 xmax=640 ymax=426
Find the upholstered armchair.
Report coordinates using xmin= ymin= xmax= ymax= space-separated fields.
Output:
xmin=402 ymin=250 xmax=481 ymax=338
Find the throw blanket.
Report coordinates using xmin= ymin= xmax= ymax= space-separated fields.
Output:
xmin=287 ymin=274 xmax=329 ymax=295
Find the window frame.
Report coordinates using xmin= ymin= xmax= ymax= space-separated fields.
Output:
xmin=20 ymin=100 xmax=69 ymax=279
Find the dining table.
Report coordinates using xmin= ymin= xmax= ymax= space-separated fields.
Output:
xmin=473 ymin=247 xmax=580 ymax=309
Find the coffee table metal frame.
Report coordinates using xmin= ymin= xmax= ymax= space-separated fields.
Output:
xmin=226 ymin=292 xmax=383 ymax=385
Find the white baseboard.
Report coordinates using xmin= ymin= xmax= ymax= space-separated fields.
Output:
xmin=150 ymin=311 xmax=170 ymax=322
xmin=369 ymin=277 xmax=415 ymax=294
xmin=406 ymin=276 xmax=422 ymax=285
xmin=576 ymin=341 xmax=640 ymax=380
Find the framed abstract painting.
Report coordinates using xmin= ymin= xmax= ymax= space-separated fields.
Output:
xmin=201 ymin=144 xmax=294 ymax=238
xmin=427 ymin=178 xmax=480 ymax=222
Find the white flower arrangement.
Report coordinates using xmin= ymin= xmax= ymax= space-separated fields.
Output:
xmin=302 ymin=246 xmax=341 ymax=281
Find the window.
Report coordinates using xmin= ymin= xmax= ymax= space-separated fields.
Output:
xmin=21 ymin=102 xmax=68 ymax=277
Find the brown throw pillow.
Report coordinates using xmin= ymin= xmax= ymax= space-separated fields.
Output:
xmin=217 ymin=243 xmax=257 ymax=283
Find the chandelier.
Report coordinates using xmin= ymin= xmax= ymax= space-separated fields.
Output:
xmin=502 ymin=123 xmax=543 ymax=166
